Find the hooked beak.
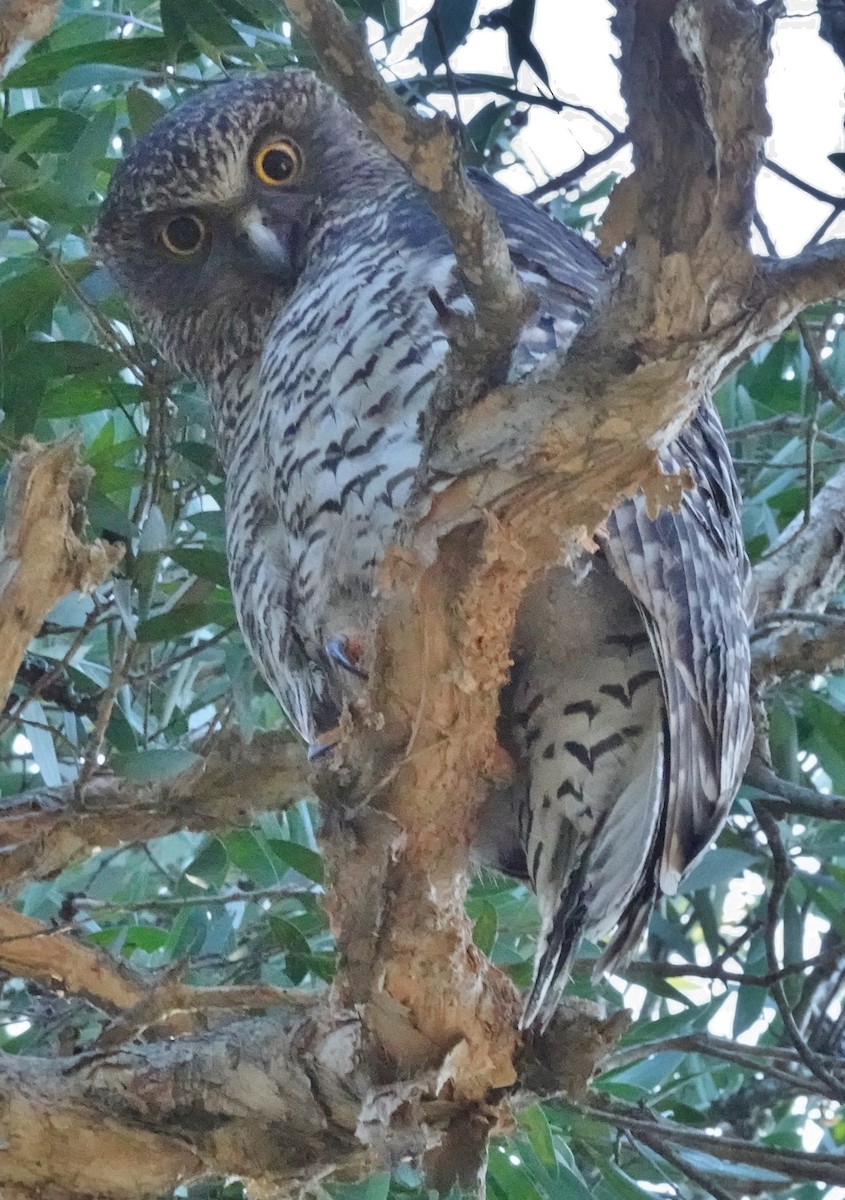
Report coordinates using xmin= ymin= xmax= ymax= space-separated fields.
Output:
xmin=235 ymin=196 xmax=313 ymax=286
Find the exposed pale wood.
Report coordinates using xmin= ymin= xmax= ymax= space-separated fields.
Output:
xmin=0 ymin=439 xmax=123 ymax=710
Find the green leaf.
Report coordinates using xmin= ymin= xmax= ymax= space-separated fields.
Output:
xmin=419 ymin=0 xmax=476 ymax=72
xmin=268 ymin=914 xmax=312 ymax=969
xmin=471 ymin=898 xmax=498 ymax=954
xmin=587 ymin=1152 xmax=654 ymax=1199
xmin=676 ymin=848 xmax=756 ymax=893
xmin=187 ymin=838 xmax=230 ymax=890
xmin=112 ymin=749 xmax=201 ymax=782
xmin=3 ymin=38 xmax=174 ymax=89
xmin=169 ymin=546 xmax=231 ymax=587
xmin=123 ymin=925 xmax=170 ymax=954
xmin=1 ymin=108 xmax=88 ymax=153
xmin=266 ymin=839 xmax=324 ymax=884
xmin=328 ymin=1172 xmax=390 ymax=1200
xmin=126 ymin=87 xmax=168 ymax=138
xmin=228 ymin=830 xmax=279 ymax=887
xmin=732 ymin=984 xmax=768 ymax=1038
xmin=517 ymin=1105 xmax=556 ymax=1171
xmin=135 ymin=601 xmax=234 ymax=642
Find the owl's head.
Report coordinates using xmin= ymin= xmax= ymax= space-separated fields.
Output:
xmin=94 ymin=70 xmax=383 ymax=381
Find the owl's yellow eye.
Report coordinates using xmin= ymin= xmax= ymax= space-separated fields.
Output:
xmin=253 ymin=138 xmax=302 ymax=186
xmin=161 ymin=213 xmax=206 ymax=257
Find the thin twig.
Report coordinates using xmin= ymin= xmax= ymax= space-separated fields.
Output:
xmin=580 ymin=1097 xmax=845 ymax=1186
xmin=763 ymin=156 xmax=845 ymax=211
xmin=753 ymin=804 xmax=845 ymax=1100
xmin=528 ymin=129 xmax=629 ymax=199
xmin=634 ymin=1130 xmax=736 ymax=1200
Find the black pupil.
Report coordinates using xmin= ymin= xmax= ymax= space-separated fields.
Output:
xmin=261 ymin=146 xmax=295 ymax=181
xmin=166 ymin=215 xmax=202 ymax=252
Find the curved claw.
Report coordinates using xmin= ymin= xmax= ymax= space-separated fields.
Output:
xmin=324 ymin=634 xmax=368 ymax=679
xmin=307 ymin=727 xmax=339 ymax=760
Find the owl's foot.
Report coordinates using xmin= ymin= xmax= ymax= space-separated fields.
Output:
xmin=324 ymin=634 xmax=368 ymax=679
xmin=307 ymin=728 xmax=339 ymax=760
xmin=487 ymin=739 xmax=517 ymax=785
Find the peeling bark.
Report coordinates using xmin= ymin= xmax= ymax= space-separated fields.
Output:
xmin=0 ymin=440 xmax=123 ymax=710
xmin=4 ymin=1 xmax=845 ymax=1196
xmin=0 ymin=0 xmax=58 ymax=75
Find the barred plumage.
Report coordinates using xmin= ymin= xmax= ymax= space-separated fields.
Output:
xmin=95 ymin=69 xmax=754 ymax=1027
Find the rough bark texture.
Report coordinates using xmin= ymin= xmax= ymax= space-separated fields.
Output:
xmin=0 ymin=730 xmax=313 ymax=889
xmin=4 ymin=1 xmax=845 ymax=1197
xmin=0 ymin=440 xmax=123 ymax=710
xmin=0 ymin=0 xmax=58 ymax=74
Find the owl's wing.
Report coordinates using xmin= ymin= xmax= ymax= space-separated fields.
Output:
xmin=470 ymin=169 xmax=605 ymax=305
xmin=601 ymin=401 xmax=755 ymax=896
xmin=470 ymin=172 xmax=605 ymax=370
xmin=479 ymin=183 xmax=753 ymax=973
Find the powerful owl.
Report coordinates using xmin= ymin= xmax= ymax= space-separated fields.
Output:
xmin=95 ymin=70 xmax=753 ymax=1026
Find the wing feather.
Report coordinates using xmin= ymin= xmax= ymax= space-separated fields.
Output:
xmin=602 ymin=402 xmax=754 ymax=892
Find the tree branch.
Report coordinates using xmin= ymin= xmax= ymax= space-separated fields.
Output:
xmin=743 ymin=759 xmax=845 ymax=821
xmin=761 ymin=239 xmax=845 ymax=318
xmin=754 ymin=462 xmax=845 ymax=616
xmin=284 ymin=0 xmax=533 ymax=391
xmin=0 ymin=1001 xmax=620 ymax=1199
xmin=0 ymin=905 xmax=145 ymax=1012
xmin=581 ymin=1097 xmax=845 ymax=1187
xmin=0 ymin=730 xmax=313 ymax=887
xmin=0 ymin=439 xmax=123 ymax=710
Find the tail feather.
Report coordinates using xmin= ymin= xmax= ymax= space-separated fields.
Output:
xmin=520 ymin=859 xmax=591 ymax=1030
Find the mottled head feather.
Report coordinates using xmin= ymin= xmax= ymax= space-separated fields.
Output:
xmin=94 ymin=70 xmax=391 ymax=381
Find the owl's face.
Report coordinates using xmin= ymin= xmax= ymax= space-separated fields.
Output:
xmin=94 ymin=70 xmax=381 ymax=381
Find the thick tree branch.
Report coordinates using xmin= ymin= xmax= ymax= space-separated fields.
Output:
xmin=0 ymin=1011 xmax=361 ymax=1198
xmin=761 ymin=240 xmax=845 ymax=319
xmin=754 ymin=462 xmax=845 ymax=616
xmin=0 ymin=730 xmax=313 ymax=887
xmin=752 ymin=615 xmax=845 ymax=683
xmin=0 ymin=439 xmax=123 ymax=710
xmin=0 ymin=905 xmax=145 ymax=1012
xmin=284 ymin=0 xmax=533 ymax=389
xmin=747 ymin=462 xmax=845 ymax=684
xmin=0 ymin=1002 xmax=621 ymax=1199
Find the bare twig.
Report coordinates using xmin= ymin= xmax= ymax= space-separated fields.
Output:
xmin=752 ymin=804 xmax=845 ymax=1100
xmin=633 ymin=1130 xmax=736 ymax=1200
xmin=528 ymin=129 xmax=629 ymax=200
xmin=581 ymin=1097 xmax=845 ymax=1187
xmin=728 ymin=414 xmax=845 ymax=450
xmin=763 ymin=156 xmax=845 ymax=211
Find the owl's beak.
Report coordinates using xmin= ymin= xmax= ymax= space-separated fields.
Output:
xmin=235 ymin=200 xmax=310 ymax=285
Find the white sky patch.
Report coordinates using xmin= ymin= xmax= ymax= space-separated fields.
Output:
xmin=3 ymin=1018 xmax=31 ymax=1038
xmin=11 ymin=733 xmax=32 ymax=757
xmin=383 ymin=0 xmax=845 ymax=252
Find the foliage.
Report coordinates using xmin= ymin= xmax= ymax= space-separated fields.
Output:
xmin=0 ymin=2 xmax=844 ymax=1199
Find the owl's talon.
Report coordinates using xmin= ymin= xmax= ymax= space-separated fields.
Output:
xmin=325 ymin=635 xmax=368 ymax=679
xmin=307 ymin=728 xmax=339 ymax=760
